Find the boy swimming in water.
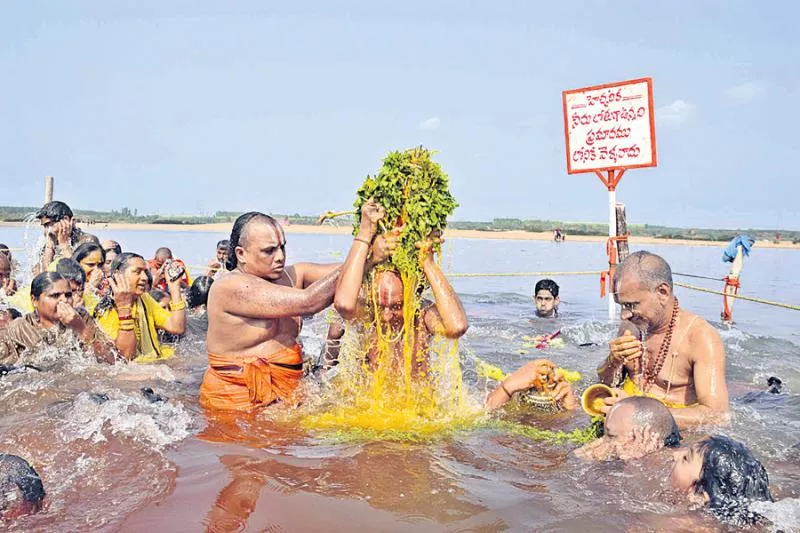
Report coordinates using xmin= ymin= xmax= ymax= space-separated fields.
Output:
xmin=533 ymin=279 xmax=560 ymax=318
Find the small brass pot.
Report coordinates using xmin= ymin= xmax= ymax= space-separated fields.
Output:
xmin=581 ymin=384 xmax=615 ymax=417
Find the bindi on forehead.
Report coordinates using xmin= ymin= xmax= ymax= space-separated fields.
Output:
xmin=376 ymin=276 xmax=403 ymax=306
xmin=263 ymin=222 xmax=286 ymax=245
xmin=245 ymin=220 xmax=286 ymax=247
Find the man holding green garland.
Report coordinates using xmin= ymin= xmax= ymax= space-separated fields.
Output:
xmin=333 ymin=199 xmax=469 ymax=375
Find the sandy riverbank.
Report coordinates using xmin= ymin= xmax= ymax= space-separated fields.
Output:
xmin=2 ymin=221 xmax=797 ymax=249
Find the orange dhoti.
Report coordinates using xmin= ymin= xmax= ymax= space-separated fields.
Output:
xmin=199 ymin=344 xmax=304 ymax=412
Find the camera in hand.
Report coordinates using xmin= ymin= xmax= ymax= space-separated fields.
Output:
xmin=165 ymin=261 xmax=186 ymax=283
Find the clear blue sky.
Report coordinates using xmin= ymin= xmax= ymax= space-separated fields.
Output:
xmin=1 ymin=1 xmax=797 ymax=229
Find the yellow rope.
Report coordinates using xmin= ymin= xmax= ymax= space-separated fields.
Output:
xmin=183 ymin=268 xmax=606 ymax=277
xmin=448 ymin=270 xmax=604 ymax=278
xmin=7 ymin=249 xmax=797 ymax=312
xmin=317 ymin=210 xmax=356 ymax=224
xmin=675 ymin=281 xmax=800 ymax=311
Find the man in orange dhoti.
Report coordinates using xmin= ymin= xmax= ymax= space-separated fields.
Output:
xmin=202 ymin=345 xmax=304 ymax=409
xmin=201 ymin=211 xmax=392 ymax=412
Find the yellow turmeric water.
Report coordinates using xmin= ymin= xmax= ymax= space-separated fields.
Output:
xmin=301 ymin=271 xmax=484 ymax=441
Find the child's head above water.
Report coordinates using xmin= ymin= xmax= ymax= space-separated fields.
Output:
xmin=670 ymin=435 xmax=772 ymax=525
xmin=534 ymin=279 xmax=560 ymax=318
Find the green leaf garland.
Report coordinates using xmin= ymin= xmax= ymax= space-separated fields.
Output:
xmin=353 ymin=146 xmax=458 ymax=283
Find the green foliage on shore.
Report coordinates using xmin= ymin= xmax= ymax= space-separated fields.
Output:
xmin=0 ymin=205 xmax=796 ymax=243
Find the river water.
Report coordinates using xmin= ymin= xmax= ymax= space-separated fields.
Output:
xmin=0 ymin=226 xmax=798 ymax=532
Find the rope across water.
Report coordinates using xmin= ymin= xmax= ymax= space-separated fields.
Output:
xmin=176 ymin=265 xmax=799 ymax=311
xmin=674 ymin=281 xmax=800 ymax=311
xmin=4 ymin=251 xmax=795 ymax=312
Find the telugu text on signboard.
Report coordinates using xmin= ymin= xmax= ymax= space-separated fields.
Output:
xmin=562 ymin=78 xmax=657 ymax=174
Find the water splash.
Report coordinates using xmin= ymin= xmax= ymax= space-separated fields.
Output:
xmin=299 ymin=272 xmax=483 ymax=442
xmin=57 ymin=389 xmax=195 ymax=448
xmin=749 ymin=498 xmax=800 ymax=532
xmin=561 ymin=320 xmax=616 ymax=346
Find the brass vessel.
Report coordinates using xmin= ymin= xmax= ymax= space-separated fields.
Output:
xmin=581 ymin=383 xmax=615 ymax=417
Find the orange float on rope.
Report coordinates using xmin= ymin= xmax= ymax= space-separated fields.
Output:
xmin=600 ymin=234 xmax=630 ymax=298
xmin=721 ymin=276 xmax=741 ymax=322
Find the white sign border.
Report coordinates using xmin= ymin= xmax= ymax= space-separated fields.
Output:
xmin=562 ymin=77 xmax=658 ymax=175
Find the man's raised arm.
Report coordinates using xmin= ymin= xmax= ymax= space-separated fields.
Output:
xmin=221 ymin=267 xmax=341 ymax=319
xmin=421 ymin=246 xmax=468 ymax=339
xmin=296 ymin=262 xmax=341 ymax=288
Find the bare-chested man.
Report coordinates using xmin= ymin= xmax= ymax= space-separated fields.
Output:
xmin=597 ymin=251 xmax=729 ymax=428
xmin=200 ymin=212 xmax=391 ymax=412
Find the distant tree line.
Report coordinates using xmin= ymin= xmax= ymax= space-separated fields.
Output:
xmin=0 ymin=206 xmax=796 ymax=243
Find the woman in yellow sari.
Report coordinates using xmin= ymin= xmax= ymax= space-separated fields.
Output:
xmin=94 ymin=253 xmax=186 ymax=362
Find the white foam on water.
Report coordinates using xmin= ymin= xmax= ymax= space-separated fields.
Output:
xmin=57 ymin=390 xmax=195 ymax=448
xmin=562 ymin=320 xmax=615 ymax=345
xmin=719 ymin=326 xmax=754 ymax=354
xmin=108 ymin=362 xmax=178 ymax=382
xmin=749 ymin=498 xmax=800 ymax=532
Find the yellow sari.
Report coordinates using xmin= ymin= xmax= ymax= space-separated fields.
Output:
xmin=96 ymin=293 xmax=174 ymax=362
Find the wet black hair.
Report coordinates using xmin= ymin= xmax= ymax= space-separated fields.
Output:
xmin=535 ymin=279 xmax=560 ymax=298
xmin=6 ymin=308 xmax=21 ymax=320
xmin=694 ymin=436 xmax=773 ymax=525
xmin=188 ymin=275 xmax=214 ymax=309
xmin=72 ymin=242 xmax=105 ymax=267
xmin=663 ymin=423 xmax=682 ymax=448
xmin=148 ymin=289 xmax=169 ymax=303
xmin=35 ymin=200 xmax=73 ymax=222
xmin=226 ymin=212 xmax=278 ymax=271
xmin=216 ymin=239 xmax=229 ymax=249
xmin=55 ymin=258 xmax=86 ymax=285
xmin=94 ymin=253 xmax=145 ymax=317
xmin=31 ymin=272 xmax=66 ymax=299
xmin=0 ymin=243 xmax=9 ymax=257
xmin=0 ymin=454 xmax=45 ymax=516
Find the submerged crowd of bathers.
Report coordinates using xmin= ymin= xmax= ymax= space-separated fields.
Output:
xmin=0 ymin=200 xmax=783 ymax=527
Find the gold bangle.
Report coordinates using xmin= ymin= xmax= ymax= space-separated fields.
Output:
xmin=169 ymin=300 xmax=187 ymax=311
xmin=119 ymin=324 xmax=135 ymax=332
xmin=500 ymin=382 xmax=513 ymax=398
xmin=353 ymin=237 xmax=371 ymax=246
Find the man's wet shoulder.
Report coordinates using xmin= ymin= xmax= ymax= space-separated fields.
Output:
xmin=683 ymin=310 xmax=721 ymax=339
